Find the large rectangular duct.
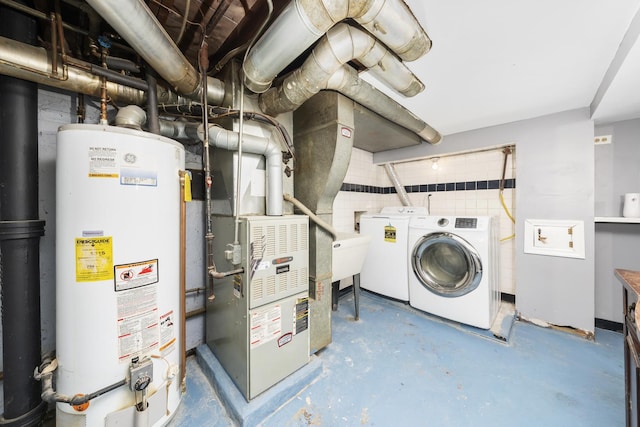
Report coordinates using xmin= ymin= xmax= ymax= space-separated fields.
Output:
xmin=292 ymin=92 xmax=354 ymax=352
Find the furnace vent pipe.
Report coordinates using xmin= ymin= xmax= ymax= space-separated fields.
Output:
xmin=384 ymin=163 xmax=412 ymax=206
xmin=86 ymin=0 xmax=225 ymax=104
xmin=258 ymin=23 xmax=423 ymax=115
xmin=196 ymin=125 xmax=283 ymax=216
xmin=244 ymin=0 xmax=432 ymax=93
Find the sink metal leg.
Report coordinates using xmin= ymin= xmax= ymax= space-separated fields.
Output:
xmin=353 ymin=273 xmax=360 ymax=321
xmin=331 ymin=281 xmax=340 ymax=311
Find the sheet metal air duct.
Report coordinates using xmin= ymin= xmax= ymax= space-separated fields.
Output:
xmin=258 ymin=22 xmax=423 ymax=115
xmin=0 ymin=3 xmax=47 ymax=426
xmin=200 ymin=126 xmax=284 ymax=216
xmin=86 ymin=0 xmax=225 ymax=105
xmin=384 ymin=163 xmax=412 ymax=206
xmin=262 ymin=64 xmax=441 ymax=144
xmin=150 ymin=117 xmax=284 ymax=216
xmin=244 ymin=0 xmax=432 ymax=93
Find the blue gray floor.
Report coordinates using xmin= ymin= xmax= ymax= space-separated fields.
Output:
xmin=170 ymin=290 xmax=624 ymax=426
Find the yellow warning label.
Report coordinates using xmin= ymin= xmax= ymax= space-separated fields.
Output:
xmin=75 ymin=237 xmax=114 ymax=282
xmin=384 ymin=225 xmax=397 ymax=243
xmin=88 ymin=173 xmax=119 ymax=178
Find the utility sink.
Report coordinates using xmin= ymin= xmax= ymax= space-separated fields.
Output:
xmin=331 ymin=233 xmax=372 ymax=282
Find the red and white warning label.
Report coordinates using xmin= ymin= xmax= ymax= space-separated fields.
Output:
xmin=116 ymin=285 xmax=159 ymax=362
xmin=250 ymin=305 xmax=282 ymax=349
xmin=114 ymin=259 xmax=159 ymax=291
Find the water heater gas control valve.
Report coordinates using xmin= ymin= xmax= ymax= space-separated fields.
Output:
xmin=129 ymin=357 xmax=153 ymax=392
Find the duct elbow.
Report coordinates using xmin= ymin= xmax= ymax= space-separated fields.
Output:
xmin=420 ymin=125 xmax=442 ymax=145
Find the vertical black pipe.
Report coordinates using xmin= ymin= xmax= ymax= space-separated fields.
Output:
xmin=0 ymin=1 xmax=47 ymax=425
xmin=146 ymin=68 xmax=160 ymax=134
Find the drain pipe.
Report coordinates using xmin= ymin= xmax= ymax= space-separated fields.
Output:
xmin=258 ymin=23 xmax=424 ymax=115
xmin=244 ymin=0 xmax=432 ymax=93
xmin=384 ymin=163 xmax=412 ymax=206
xmin=0 ymin=3 xmax=47 ymax=426
xmin=283 ymin=194 xmax=339 ymax=239
xmin=86 ymin=0 xmax=225 ymax=104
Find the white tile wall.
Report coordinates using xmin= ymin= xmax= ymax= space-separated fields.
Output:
xmin=332 ymin=146 xmax=517 ymax=295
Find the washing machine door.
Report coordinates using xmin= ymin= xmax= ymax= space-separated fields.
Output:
xmin=411 ymin=232 xmax=482 ymax=297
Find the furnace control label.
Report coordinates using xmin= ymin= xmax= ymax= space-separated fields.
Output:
xmin=250 ymin=305 xmax=282 ymax=349
xmin=384 ymin=224 xmax=397 ymax=243
xmin=75 ymin=237 xmax=113 ymax=282
xmin=294 ymin=297 xmax=309 ymax=335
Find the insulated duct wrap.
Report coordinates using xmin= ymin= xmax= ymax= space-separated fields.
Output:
xmin=244 ymin=0 xmax=432 ymax=93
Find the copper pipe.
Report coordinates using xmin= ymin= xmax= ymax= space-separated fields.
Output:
xmin=99 ymin=48 xmax=108 ymax=124
xmin=179 ymin=171 xmax=187 ymax=393
xmin=50 ymin=13 xmax=58 ymax=76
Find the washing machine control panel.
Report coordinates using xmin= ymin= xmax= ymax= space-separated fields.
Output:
xmin=437 ymin=218 xmax=449 ymax=227
xmin=455 ymin=217 xmax=478 ymax=229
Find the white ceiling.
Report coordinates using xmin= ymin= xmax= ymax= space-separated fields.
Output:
xmin=362 ymin=0 xmax=640 ymax=136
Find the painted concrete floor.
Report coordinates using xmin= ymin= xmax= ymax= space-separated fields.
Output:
xmin=170 ymin=290 xmax=624 ymax=427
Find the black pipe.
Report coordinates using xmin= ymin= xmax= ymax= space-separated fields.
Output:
xmin=90 ymin=64 xmax=149 ymax=91
xmin=146 ymin=68 xmax=160 ymax=134
xmin=0 ymin=1 xmax=47 ymax=426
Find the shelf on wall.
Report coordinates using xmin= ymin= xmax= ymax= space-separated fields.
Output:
xmin=595 ymin=216 xmax=640 ymax=224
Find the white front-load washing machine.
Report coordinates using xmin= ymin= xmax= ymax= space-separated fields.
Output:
xmin=408 ymin=216 xmax=499 ymax=329
xmin=359 ymin=206 xmax=427 ymax=301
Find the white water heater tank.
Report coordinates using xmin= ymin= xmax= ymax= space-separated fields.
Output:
xmin=55 ymin=124 xmax=185 ymax=426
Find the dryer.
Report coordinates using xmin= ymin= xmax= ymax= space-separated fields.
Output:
xmin=408 ymin=216 xmax=499 ymax=329
xmin=359 ymin=206 xmax=427 ymax=301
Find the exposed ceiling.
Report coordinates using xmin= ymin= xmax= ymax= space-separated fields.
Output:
xmin=20 ymin=0 xmax=640 ymax=137
xmin=130 ymin=0 xmax=640 ymax=136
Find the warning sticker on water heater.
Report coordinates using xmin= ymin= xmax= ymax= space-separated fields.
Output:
xmin=88 ymin=146 xmax=118 ymax=178
xmin=114 ymin=259 xmax=159 ymax=291
xmin=250 ymin=305 xmax=282 ymax=349
xmin=75 ymin=237 xmax=114 ymax=282
xmin=116 ymin=285 xmax=159 ymax=362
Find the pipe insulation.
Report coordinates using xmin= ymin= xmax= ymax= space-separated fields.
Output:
xmin=85 ymin=0 xmax=225 ymax=104
xmin=244 ymin=0 xmax=432 ymax=93
xmin=384 ymin=163 xmax=412 ymax=206
xmin=258 ymin=23 xmax=423 ymax=116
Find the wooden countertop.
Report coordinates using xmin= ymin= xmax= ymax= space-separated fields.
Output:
xmin=616 ymin=269 xmax=640 ymax=296
xmin=616 ymin=269 xmax=640 ymax=327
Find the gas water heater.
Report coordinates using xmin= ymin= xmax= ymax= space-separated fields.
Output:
xmin=55 ymin=124 xmax=184 ymax=426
